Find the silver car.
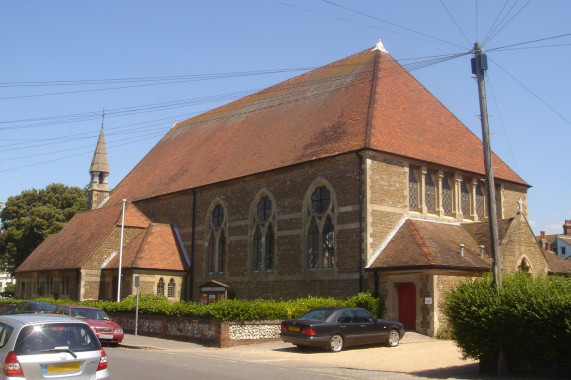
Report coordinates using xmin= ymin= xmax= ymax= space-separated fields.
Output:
xmin=0 ymin=314 xmax=110 ymax=379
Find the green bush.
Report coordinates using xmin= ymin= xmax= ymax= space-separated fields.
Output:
xmin=443 ymin=273 xmax=571 ymax=361
xmin=14 ymin=292 xmax=384 ymax=322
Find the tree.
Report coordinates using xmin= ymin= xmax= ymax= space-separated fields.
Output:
xmin=0 ymin=183 xmax=86 ymax=273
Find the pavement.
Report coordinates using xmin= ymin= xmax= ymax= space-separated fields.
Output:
xmin=120 ymin=330 xmax=434 ymax=350
xmin=118 ymin=332 xmax=485 ymax=379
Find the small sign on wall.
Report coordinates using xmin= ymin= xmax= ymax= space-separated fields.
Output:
xmin=424 ymin=297 xmax=433 ymax=305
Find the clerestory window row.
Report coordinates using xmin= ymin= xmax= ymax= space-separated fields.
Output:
xmin=409 ymin=167 xmax=487 ymax=221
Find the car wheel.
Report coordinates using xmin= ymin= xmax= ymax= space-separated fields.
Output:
xmin=387 ymin=329 xmax=400 ymax=347
xmin=328 ymin=334 xmax=344 ymax=352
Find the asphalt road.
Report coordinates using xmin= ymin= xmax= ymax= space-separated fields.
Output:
xmin=105 ymin=333 xmax=490 ymax=380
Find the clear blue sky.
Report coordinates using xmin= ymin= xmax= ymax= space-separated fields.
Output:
xmin=1 ymin=1 xmax=570 ymax=235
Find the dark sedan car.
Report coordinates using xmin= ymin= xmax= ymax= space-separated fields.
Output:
xmin=280 ymin=307 xmax=405 ymax=352
xmin=6 ymin=300 xmax=56 ymax=314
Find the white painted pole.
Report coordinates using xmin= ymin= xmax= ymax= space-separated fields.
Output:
xmin=117 ymin=199 xmax=126 ymax=302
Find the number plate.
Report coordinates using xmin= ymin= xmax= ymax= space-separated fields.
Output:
xmin=288 ymin=326 xmax=300 ymax=332
xmin=44 ymin=362 xmax=80 ymax=373
xmin=98 ymin=334 xmax=113 ymax=339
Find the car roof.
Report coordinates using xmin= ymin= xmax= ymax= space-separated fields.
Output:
xmin=57 ymin=304 xmax=101 ymax=310
xmin=0 ymin=314 xmax=87 ymax=327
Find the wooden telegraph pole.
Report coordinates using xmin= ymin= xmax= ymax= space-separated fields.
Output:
xmin=472 ymin=42 xmax=507 ymax=376
xmin=472 ymin=42 xmax=502 ymax=289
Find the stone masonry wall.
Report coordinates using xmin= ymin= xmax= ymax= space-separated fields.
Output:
xmin=187 ymin=155 xmax=363 ymax=301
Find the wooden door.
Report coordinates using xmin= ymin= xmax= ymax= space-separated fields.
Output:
xmin=398 ymin=282 xmax=416 ymax=330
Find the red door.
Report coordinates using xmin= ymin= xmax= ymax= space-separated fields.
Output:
xmin=398 ymin=282 xmax=416 ymax=330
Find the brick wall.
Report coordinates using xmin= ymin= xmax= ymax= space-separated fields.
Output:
xmin=168 ymin=155 xmax=363 ymax=300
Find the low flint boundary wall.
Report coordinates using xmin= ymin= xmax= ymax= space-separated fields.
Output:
xmin=109 ymin=313 xmax=282 ymax=348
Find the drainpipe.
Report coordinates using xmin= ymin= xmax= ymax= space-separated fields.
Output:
xmin=189 ymin=189 xmax=197 ymax=301
xmin=358 ymin=153 xmax=364 ymax=292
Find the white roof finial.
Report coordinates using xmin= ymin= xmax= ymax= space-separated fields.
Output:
xmin=372 ymin=38 xmax=388 ymax=53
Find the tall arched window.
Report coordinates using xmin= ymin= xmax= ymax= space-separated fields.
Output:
xmin=306 ymin=184 xmax=336 ymax=269
xmin=167 ymin=278 xmax=175 ymax=298
xmin=156 ymin=278 xmax=165 ymax=296
xmin=252 ymin=195 xmax=275 ymax=272
xmin=475 ymin=183 xmax=485 ymax=220
xmin=461 ymin=181 xmax=470 ymax=218
xmin=442 ymin=177 xmax=452 ymax=216
xmin=207 ymin=203 xmax=227 ymax=274
xmin=408 ymin=169 xmax=419 ymax=210
xmin=425 ymin=173 xmax=436 ymax=214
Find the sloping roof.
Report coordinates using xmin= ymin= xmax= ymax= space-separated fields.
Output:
xmin=542 ymin=249 xmax=571 ymax=275
xmin=103 ymin=223 xmax=188 ymax=272
xmin=108 ymin=46 xmax=526 ymax=204
xmin=16 ymin=202 xmax=150 ymax=273
xmin=368 ymin=219 xmax=492 ymax=271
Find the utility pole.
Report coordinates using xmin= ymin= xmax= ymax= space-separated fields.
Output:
xmin=472 ymin=42 xmax=502 ymax=289
xmin=472 ymin=42 xmax=507 ymax=376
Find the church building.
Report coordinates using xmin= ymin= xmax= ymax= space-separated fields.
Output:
xmin=15 ymin=41 xmax=569 ymax=336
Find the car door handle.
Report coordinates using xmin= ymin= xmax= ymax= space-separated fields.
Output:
xmin=339 ymin=325 xmax=347 ymax=328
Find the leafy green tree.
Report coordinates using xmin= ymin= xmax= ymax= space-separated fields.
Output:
xmin=0 ymin=183 xmax=86 ymax=273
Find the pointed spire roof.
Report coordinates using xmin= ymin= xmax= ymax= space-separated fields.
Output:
xmin=108 ymin=45 xmax=527 ymax=203
xmin=90 ymin=124 xmax=109 ymax=174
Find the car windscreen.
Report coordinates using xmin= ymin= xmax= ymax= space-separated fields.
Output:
xmin=298 ymin=309 xmax=333 ymax=321
xmin=72 ymin=308 xmax=109 ymax=320
xmin=14 ymin=323 xmax=100 ymax=355
xmin=35 ymin=302 xmax=56 ymax=313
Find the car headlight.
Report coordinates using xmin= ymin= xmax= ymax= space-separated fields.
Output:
xmin=114 ymin=329 xmax=123 ymax=334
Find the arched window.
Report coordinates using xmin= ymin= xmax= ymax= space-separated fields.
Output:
xmin=167 ymin=278 xmax=175 ymax=298
xmin=207 ymin=203 xmax=227 ymax=274
xmin=425 ymin=174 xmax=436 ymax=214
xmin=251 ymin=195 xmax=275 ymax=272
xmin=157 ymin=278 xmax=165 ymax=296
xmin=461 ymin=181 xmax=470 ymax=218
xmin=408 ymin=169 xmax=418 ymax=210
xmin=442 ymin=177 xmax=452 ymax=216
xmin=475 ymin=183 xmax=485 ymax=220
xmin=306 ymin=184 xmax=336 ymax=269
xmin=518 ymin=258 xmax=532 ymax=274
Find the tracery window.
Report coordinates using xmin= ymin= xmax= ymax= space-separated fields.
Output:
xmin=207 ymin=203 xmax=226 ymax=274
xmin=461 ymin=181 xmax=470 ymax=218
xmin=442 ymin=177 xmax=452 ymax=216
xmin=408 ymin=169 xmax=418 ymax=210
xmin=157 ymin=278 xmax=165 ymax=296
xmin=475 ymin=183 xmax=485 ymax=220
xmin=167 ymin=278 xmax=175 ymax=298
xmin=425 ymin=174 xmax=436 ymax=214
xmin=306 ymin=185 xmax=335 ymax=269
xmin=252 ymin=195 xmax=275 ymax=272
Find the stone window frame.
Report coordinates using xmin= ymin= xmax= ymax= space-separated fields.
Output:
xmin=157 ymin=277 xmax=165 ymax=296
xmin=250 ymin=190 xmax=277 ymax=273
xmin=206 ymin=200 xmax=228 ymax=275
xmin=408 ymin=165 xmax=488 ymax=221
xmin=303 ymin=178 xmax=337 ymax=270
xmin=167 ymin=278 xmax=175 ymax=298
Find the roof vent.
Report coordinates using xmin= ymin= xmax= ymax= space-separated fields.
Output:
xmin=460 ymin=243 xmax=465 ymax=256
xmin=480 ymin=245 xmax=485 ymax=257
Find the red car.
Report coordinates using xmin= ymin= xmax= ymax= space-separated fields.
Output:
xmin=54 ymin=305 xmax=124 ymax=345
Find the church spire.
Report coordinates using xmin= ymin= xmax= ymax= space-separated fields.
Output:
xmin=87 ymin=112 xmax=110 ymax=210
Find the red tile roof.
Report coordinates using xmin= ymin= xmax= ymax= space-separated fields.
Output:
xmin=108 ymin=46 xmax=526 ymax=204
xmin=368 ymin=219 xmax=492 ymax=271
xmin=16 ymin=202 xmax=150 ymax=272
xmin=104 ymin=223 xmax=188 ymax=271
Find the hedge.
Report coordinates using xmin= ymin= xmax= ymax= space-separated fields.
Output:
xmin=442 ymin=273 xmax=571 ymax=361
xmin=3 ymin=292 xmax=384 ymax=322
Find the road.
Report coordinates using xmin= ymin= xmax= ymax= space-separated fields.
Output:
xmin=104 ymin=335 xmax=488 ymax=380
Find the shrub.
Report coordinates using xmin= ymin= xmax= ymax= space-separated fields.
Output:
xmin=443 ymin=273 xmax=571 ymax=361
xmin=10 ymin=292 xmax=384 ymax=322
